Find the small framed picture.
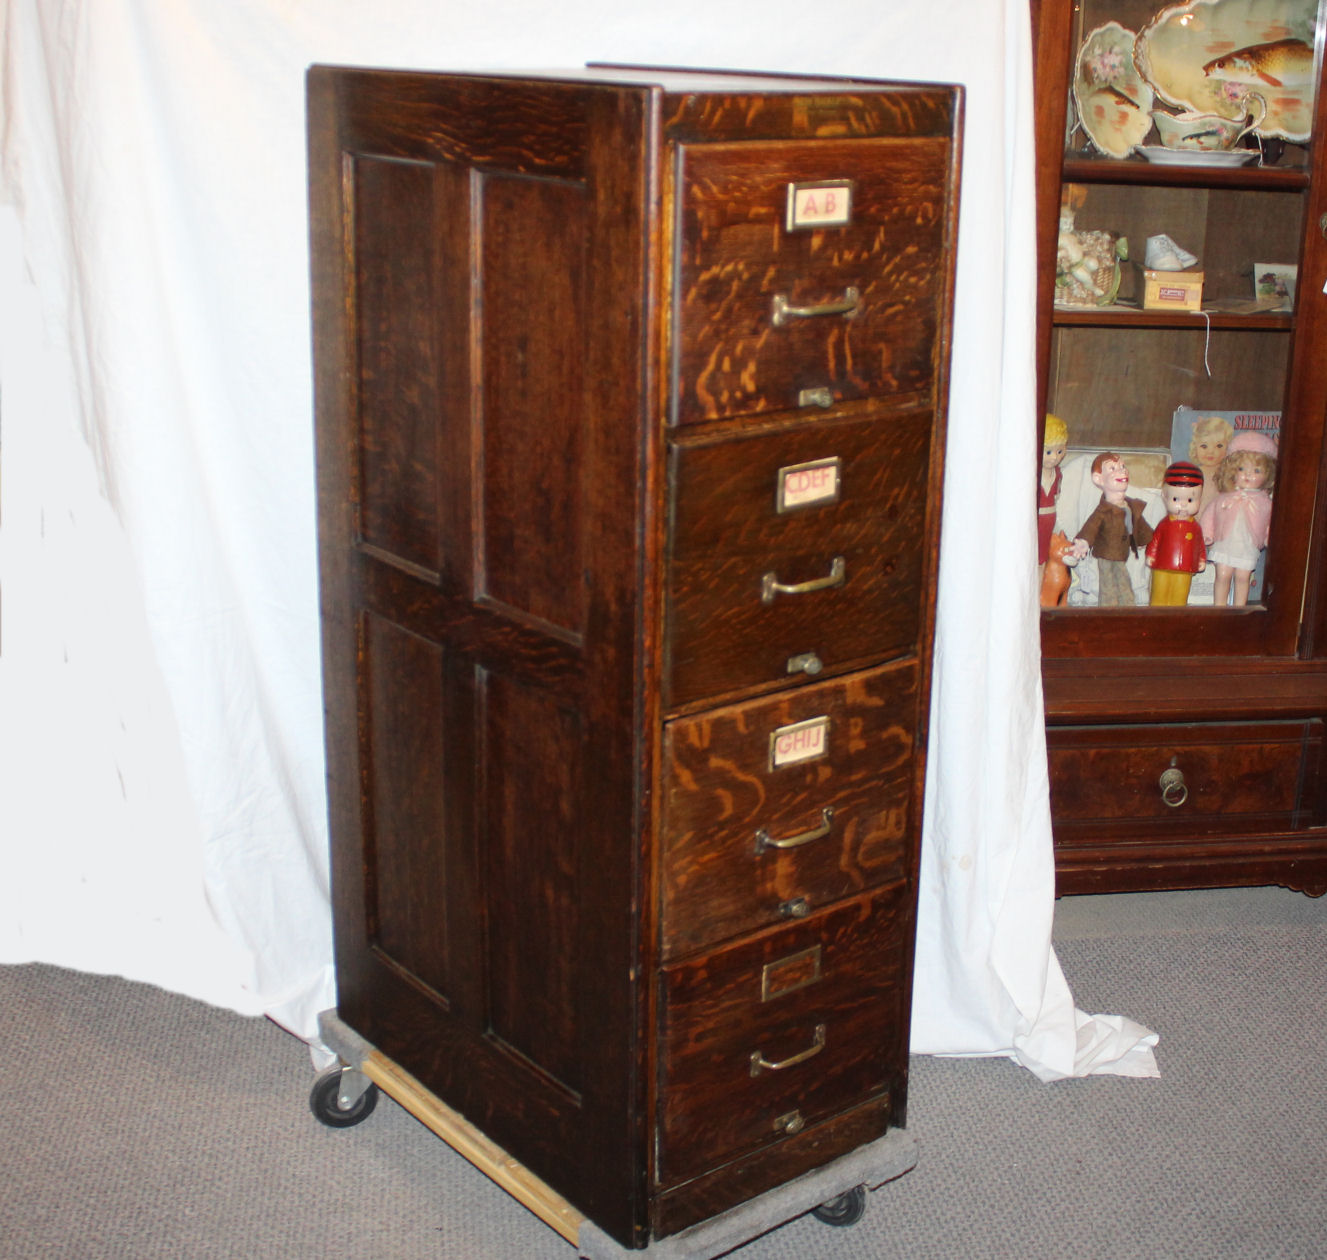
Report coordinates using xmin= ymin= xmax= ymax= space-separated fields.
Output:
xmin=1253 ymin=263 xmax=1297 ymax=310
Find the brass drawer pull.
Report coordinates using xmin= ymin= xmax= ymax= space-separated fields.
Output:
xmin=1159 ymin=765 xmax=1188 ymax=808
xmin=756 ymin=806 xmax=834 ymax=855
xmin=750 ymin=1023 xmax=827 ymax=1076
xmin=761 ymin=556 xmax=846 ymax=605
xmin=771 ymin=287 xmax=860 ymax=327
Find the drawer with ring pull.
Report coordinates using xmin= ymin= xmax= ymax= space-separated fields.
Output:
xmin=671 ymin=137 xmax=954 ymax=426
xmin=660 ymin=661 xmax=919 ymax=959
xmin=1047 ymin=720 xmax=1324 ymax=843
xmin=656 ymin=883 xmax=909 ymax=1187
xmin=665 ymin=411 xmax=933 ymax=710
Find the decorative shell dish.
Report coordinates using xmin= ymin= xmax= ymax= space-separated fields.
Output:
xmin=1074 ymin=21 xmax=1156 ymax=157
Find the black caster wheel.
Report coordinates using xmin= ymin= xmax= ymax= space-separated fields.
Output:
xmin=811 ymin=1185 xmax=867 ymax=1227
xmin=309 ymin=1068 xmax=379 ymax=1128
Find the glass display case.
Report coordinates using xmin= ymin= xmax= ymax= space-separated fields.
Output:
xmin=1032 ymin=0 xmax=1327 ymax=894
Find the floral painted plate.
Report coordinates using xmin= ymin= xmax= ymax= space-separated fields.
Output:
xmin=1074 ymin=21 xmax=1156 ymax=157
xmin=1135 ymin=0 xmax=1319 ymax=142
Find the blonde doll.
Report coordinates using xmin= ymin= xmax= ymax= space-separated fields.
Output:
xmin=1188 ymin=414 xmax=1234 ymax=517
xmin=1198 ymin=431 xmax=1277 ymax=607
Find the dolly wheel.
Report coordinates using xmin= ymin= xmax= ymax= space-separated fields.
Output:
xmin=811 ymin=1185 xmax=867 ymax=1227
xmin=309 ymin=1069 xmax=379 ymax=1128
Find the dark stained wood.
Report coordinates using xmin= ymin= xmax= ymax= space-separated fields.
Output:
xmin=656 ymin=884 xmax=908 ymax=1185
xmin=1047 ymin=721 xmax=1321 ymax=829
xmin=673 ymin=139 xmax=952 ymax=425
xmin=661 ymin=664 xmax=917 ymax=958
xmin=651 ymin=1095 xmax=896 ymax=1238
xmin=1031 ymin=3 xmax=1327 ymax=895
xmin=310 ymin=64 xmax=960 ymax=1248
xmin=666 ymin=412 xmax=931 ymax=709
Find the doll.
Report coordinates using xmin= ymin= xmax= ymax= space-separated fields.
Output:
xmin=1145 ymin=461 xmax=1206 ymax=606
xmin=1074 ymin=451 xmax=1154 ymax=606
xmin=1038 ymin=414 xmax=1069 ymax=568
xmin=1187 ymin=414 xmax=1234 ymax=517
xmin=1199 ymin=431 xmax=1277 ymax=607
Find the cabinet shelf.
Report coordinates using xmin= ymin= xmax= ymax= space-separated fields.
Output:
xmin=1052 ymin=305 xmax=1294 ymax=331
xmin=1061 ymin=155 xmax=1310 ymax=193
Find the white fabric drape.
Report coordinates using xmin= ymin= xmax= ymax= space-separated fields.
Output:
xmin=0 ymin=0 xmax=1157 ymax=1079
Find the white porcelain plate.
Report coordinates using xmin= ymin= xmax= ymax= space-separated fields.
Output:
xmin=1074 ymin=21 xmax=1156 ymax=157
xmin=1137 ymin=144 xmax=1261 ymax=163
xmin=1136 ymin=0 xmax=1320 ymax=142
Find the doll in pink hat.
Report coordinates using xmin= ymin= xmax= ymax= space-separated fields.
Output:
xmin=1198 ymin=430 xmax=1277 ymax=607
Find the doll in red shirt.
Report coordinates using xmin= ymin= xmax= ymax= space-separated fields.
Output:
xmin=1146 ymin=461 xmax=1206 ymax=606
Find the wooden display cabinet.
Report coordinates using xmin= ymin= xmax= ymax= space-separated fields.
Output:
xmin=1032 ymin=0 xmax=1327 ymax=895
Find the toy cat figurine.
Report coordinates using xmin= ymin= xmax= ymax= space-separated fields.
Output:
xmin=1040 ymin=531 xmax=1075 ymax=608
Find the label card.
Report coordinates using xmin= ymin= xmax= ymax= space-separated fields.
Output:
xmin=769 ymin=716 xmax=830 ymax=770
xmin=786 ymin=180 xmax=853 ymax=231
xmin=777 ymin=457 xmax=841 ymax=513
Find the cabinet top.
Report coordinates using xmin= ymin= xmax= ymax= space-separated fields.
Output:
xmin=307 ymin=61 xmax=960 ymax=99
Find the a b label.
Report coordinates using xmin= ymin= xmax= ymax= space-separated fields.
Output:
xmin=769 ymin=716 xmax=830 ymax=770
xmin=777 ymin=457 xmax=841 ymax=513
xmin=786 ymin=180 xmax=853 ymax=231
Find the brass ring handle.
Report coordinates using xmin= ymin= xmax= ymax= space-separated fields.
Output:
xmin=771 ymin=287 xmax=860 ymax=327
xmin=755 ymin=806 xmax=834 ymax=855
xmin=761 ymin=556 xmax=846 ymax=605
xmin=749 ymin=1024 xmax=827 ymax=1077
xmin=1159 ymin=766 xmax=1188 ymax=808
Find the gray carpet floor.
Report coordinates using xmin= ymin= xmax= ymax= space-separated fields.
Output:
xmin=3 ymin=886 xmax=1325 ymax=1259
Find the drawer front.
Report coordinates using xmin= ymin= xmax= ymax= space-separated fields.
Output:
xmin=1048 ymin=721 xmax=1322 ymax=835
xmin=661 ymin=663 xmax=918 ymax=958
xmin=657 ymin=884 xmax=908 ymax=1186
xmin=672 ymin=138 xmax=953 ymax=426
xmin=666 ymin=412 xmax=931 ymax=709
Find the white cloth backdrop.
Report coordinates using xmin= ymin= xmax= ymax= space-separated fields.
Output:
xmin=0 ymin=0 xmax=1158 ymax=1081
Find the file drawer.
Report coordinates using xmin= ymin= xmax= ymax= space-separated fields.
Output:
xmin=672 ymin=137 xmax=952 ymax=425
xmin=666 ymin=410 xmax=932 ymax=708
xmin=661 ymin=662 xmax=918 ymax=958
xmin=656 ymin=884 xmax=909 ymax=1186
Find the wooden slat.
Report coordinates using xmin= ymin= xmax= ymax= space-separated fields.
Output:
xmin=360 ymin=1050 xmax=586 ymax=1245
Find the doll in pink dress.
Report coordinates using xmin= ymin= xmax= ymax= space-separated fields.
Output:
xmin=1198 ymin=431 xmax=1277 ymax=607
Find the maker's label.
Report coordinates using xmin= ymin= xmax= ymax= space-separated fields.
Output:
xmin=777 ymin=457 xmax=841 ymax=513
xmin=769 ymin=716 xmax=830 ymax=770
xmin=786 ymin=180 xmax=853 ymax=231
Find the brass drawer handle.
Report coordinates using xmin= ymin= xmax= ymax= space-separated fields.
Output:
xmin=1159 ymin=766 xmax=1188 ymax=808
xmin=761 ymin=556 xmax=846 ymax=605
xmin=755 ymin=806 xmax=834 ymax=855
xmin=771 ymin=287 xmax=860 ymax=327
xmin=750 ymin=1023 xmax=827 ymax=1076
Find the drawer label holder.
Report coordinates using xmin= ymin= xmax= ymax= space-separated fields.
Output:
xmin=769 ymin=716 xmax=831 ymax=769
xmin=760 ymin=945 xmax=824 ymax=1002
xmin=786 ymin=180 xmax=853 ymax=231
xmin=777 ymin=456 xmax=841 ymax=513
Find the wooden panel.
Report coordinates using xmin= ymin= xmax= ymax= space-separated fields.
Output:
xmin=362 ymin=612 xmax=452 ymax=998
xmin=1048 ymin=325 xmax=1290 ymax=451
xmin=479 ymin=172 xmax=590 ymax=635
xmin=480 ymin=668 xmax=585 ymax=1096
xmin=673 ymin=138 xmax=951 ymax=424
xmin=661 ymin=663 xmax=917 ymax=958
xmin=656 ymin=884 xmax=907 ymax=1186
xmin=351 ymin=155 xmax=445 ymax=571
xmin=1048 ymin=720 xmax=1321 ymax=833
xmin=667 ymin=412 xmax=930 ymax=708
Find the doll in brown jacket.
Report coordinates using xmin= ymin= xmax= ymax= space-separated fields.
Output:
xmin=1074 ymin=451 xmax=1154 ymax=606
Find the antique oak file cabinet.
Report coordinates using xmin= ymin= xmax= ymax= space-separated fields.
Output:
xmin=307 ymin=65 xmax=961 ymax=1249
